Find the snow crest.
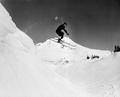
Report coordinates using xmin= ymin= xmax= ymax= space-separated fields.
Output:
xmin=37 ymin=37 xmax=120 ymax=97
xmin=36 ymin=37 xmax=111 ymax=65
xmin=0 ymin=3 xmax=84 ymax=97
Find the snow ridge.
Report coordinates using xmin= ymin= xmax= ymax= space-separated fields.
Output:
xmin=0 ymin=3 xmax=83 ymax=97
xmin=36 ymin=37 xmax=111 ymax=63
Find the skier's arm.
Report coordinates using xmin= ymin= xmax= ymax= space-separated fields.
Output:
xmin=64 ymin=29 xmax=69 ymax=35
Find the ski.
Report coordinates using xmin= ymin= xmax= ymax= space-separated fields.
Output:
xmin=50 ymin=38 xmax=76 ymax=49
xmin=60 ymin=40 xmax=76 ymax=47
xmin=51 ymin=38 xmax=76 ymax=47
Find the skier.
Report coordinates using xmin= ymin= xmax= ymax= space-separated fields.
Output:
xmin=56 ymin=22 xmax=69 ymax=43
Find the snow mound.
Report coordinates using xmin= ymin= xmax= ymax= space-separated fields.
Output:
xmin=56 ymin=53 xmax=120 ymax=97
xmin=0 ymin=3 xmax=89 ymax=97
xmin=0 ymin=3 xmax=34 ymax=51
xmin=36 ymin=36 xmax=120 ymax=97
xmin=1 ymin=2 xmax=120 ymax=97
xmin=36 ymin=37 xmax=111 ymax=67
xmin=36 ymin=37 xmax=120 ymax=97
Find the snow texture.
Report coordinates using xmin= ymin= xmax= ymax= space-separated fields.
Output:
xmin=37 ymin=37 xmax=120 ymax=97
xmin=36 ymin=23 xmax=120 ymax=97
xmin=0 ymin=2 xmax=120 ymax=97
xmin=0 ymin=3 xmax=83 ymax=97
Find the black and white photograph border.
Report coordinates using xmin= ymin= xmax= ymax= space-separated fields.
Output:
xmin=0 ymin=0 xmax=120 ymax=97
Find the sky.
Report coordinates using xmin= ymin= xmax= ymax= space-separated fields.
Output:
xmin=1 ymin=0 xmax=120 ymax=50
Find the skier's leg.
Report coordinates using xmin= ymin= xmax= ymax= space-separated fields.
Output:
xmin=56 ymin=30 xmax=61 ymax=43
xmin=60 ymin=32 xmax=64 ymax=39
xmin=58 ymin=38 xmax=61 ymax=43
xmin=57 ymin=32 xmax=63 ymax=43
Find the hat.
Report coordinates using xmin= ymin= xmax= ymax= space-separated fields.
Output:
xmin=63 ymin=22 xmax=67 ymax=25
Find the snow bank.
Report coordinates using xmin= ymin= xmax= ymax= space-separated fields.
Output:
xmin=36 ymin=25 xmax=120 ymax=97
xmin=1 ymin=2 xmax=120 ymax=97
xmin=0 ymin=3 xmax=87 ymax=97
xmin=36 ymin=36 xmax=111 ymax=68
xmin=37 ymin=37 xmax=120 ymax=97
xmin=56 ymin=54 xmax=120 ymax=97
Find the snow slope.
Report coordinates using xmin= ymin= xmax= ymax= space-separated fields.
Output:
xmin=36 ymin=37 xmax=111 ymax=68
xmin=55 ymin=53 xmax=120 ymax=97
xmin=0 ymin=3 xmax=89 ymax=97
xmin=36 ymin=29 xmax=120 ymax=97
xmin=36 ymin=37 xmax=120 ymax=97
xmin=1 ymin=2 xmax=120 ymax=97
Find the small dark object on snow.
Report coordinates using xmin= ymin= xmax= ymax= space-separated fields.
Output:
xmin=91 ymin=55 xmax=99 ymax=59
xmin=87 ymin=56 xmax=90 ymax=59
xmin=114 ymin=45 xmax=120 ymax=52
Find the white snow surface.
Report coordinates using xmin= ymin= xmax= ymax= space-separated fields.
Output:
xmin=37 ymin=37 xmax=120 ymax=97
xmin=36 ymin=36 xmax=111 ymax=68
xmin=36 ymin=16 xmax=120 ymax=97
xmin=0 ymin=3 xmax=85 ymax=97
xmin=0 ymin=2 xmax=120 ymax=97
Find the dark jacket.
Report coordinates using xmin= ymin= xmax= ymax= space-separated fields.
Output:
xmin=56 ymin=24 xmax=69 ymax=35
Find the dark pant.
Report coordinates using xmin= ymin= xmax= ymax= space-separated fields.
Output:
xmin=56 ymin=31 xmax=64 ymax=39
xmin=56 ymin=30 xmax=64 ymax=43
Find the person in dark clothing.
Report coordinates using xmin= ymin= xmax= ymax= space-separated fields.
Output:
xmin=56 ymin=22 xmax=69 ymax=43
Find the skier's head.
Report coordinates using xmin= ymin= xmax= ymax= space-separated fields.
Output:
xmin=63 ymin=22 xmax=67 ymax=26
